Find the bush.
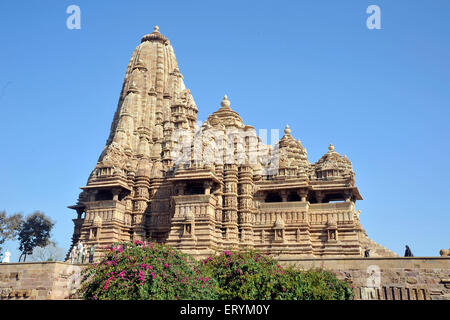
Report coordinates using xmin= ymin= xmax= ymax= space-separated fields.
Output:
xmin=201 ymin=250 xmax=285 ymax=299
xmin=80 ymin=244 xmax=353 ymax=300
xmin=80 ymin=241 xmax=217 ymax=300
xmin=201 ymin=250 xmax=354 ymax=300
xmin=277 ymin=267 xmax=354 ymax=300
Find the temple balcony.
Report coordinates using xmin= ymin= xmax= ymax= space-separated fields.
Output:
xmin=255 ymin=201 xmax=355 ymax=226
xmin=84 ymin=200 xmax=127 ymax=224
xmin=172 ymin=194 xmax=218 ymax=219
xmin=256 ymin=201 xmax=309 ymax=225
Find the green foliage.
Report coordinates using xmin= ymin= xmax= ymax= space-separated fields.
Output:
xmin=80 ymin=245 xmax=353 ymax=300
xmin=201 ymin=250 xmax=354 ymax=300
xmin=201 ymin=250 xmax=285 ymax=299
xmin=0 ymin=211 xmax=23 ymax=252
xmin=80 ymin=241 xmax=218 ymax=300
xmin=277 ymin=267 xmax=354 ymax=300
xmin=17 ymin=211 xmax=54 ymax=262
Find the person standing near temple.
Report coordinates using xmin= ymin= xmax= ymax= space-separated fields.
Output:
xmin=76 ymin=241 xmax=84 ymax=264
xmin=2 ymin=249 xmax=11 ymax=263
xmin=82 ymin=246 xmax=88 ymax=264
xmin=364 ymin=246 xmax=371 ymax=257
xmin=89 ymin=244 xmax=96 ymax=263
xmin=404 ymin=245 xmax=413 ymax=257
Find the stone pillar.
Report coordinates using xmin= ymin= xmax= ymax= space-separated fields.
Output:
xmin=298 ymin=189 xmax=308 ymax=202
xmin=280 ymin=190 xmax=288 ymax=202
xmin=316 ymin=191 xmax=324 ymax=203
xmin=238 ymin=164 xmax=254 ymax=248
xmin=223 ymin=163 xmax=239 ymax=247
xmin=204 ymin=181 xmax=212 ymax=195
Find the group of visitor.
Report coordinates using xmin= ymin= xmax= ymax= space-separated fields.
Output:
xmin=364 ymin=245 xmax=414 ymax=257
xmin=69 ymin=241 xmax=96 ymax=264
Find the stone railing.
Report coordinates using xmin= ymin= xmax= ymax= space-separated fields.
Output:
xmin=173 ymin=194 xmax=217 ymax=218
xmin=259 ymin=201 xmax=309 ymax=211
xmin=84 ymin=200 xmax=127 ymax=224
xmin=308 ymin=211 xmax=354 ymax=225
xmin=309 ymin=202 xmax=354 ymax=212
xmin=256 ymin=201 xmax=309 ymax=225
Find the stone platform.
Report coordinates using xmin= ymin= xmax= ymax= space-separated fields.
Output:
xmin=279 ymin=256 xmax=450 ymax=300
xmin=0 ymin=258 xmax=449 ymax=300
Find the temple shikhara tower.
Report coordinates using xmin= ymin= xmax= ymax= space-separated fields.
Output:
xmin=69 ymin=27 xmax=396 ymax=260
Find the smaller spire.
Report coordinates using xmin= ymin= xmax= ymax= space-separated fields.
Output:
xmin=328 ymin=144 xmax=334 ymax=151
xmin=154 ymin=25 xmax=160 ymax=32
xmin=284 ymin=124 xmax=291 ymax=135
xmin=220 ymin=94 xmax=231 ymax=109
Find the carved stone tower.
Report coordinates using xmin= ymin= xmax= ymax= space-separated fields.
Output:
xmin=69 ymin=27 xmax=397 ymax=260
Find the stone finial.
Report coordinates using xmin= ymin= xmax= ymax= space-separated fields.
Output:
xmin=220 ymin=95 xmax=231 ymax=109
xmin=141 ymin=26 xmax=168 ymax=44
xmin=284 ymin=124 xmax=291 ymax=135
xmin=328 ymin=144 xmax=335 ymax=151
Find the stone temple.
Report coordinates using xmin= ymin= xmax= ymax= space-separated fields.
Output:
xmin=68 ymin=27 xmax=397 ymax=260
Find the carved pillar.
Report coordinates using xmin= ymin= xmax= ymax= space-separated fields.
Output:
xmin=280 ymin=190 xmax=288 ymax=202
xmin=204 ymin=181 xmax=212 ymax=195
xmin=298 ymin=189 xmax=308 ymax=202
xmin=316 ymin=190 xmax=324 ymax=203
xmin=223 ymin=163 xmax=239 ymax=247
xmin=238 ymin=164 xmax=254 ymax=248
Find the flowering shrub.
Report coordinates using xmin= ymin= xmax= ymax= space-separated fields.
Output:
xmin=80 ymin=244 xmax=353 ymax=300
xmin=276 ymin=267 xmax=354 ymax=300
xmin=201 ymin=250 xmax=288 ymax=299
xmin=80 ymin=241 xmax=217 ymax=300
xmin=201 ymin=250 xmax=354 ymax=300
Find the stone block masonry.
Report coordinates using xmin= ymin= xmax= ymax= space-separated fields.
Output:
xmin=1 ymin=258 xmax=449 ymax=300
xmin=279 ymin=257 xmax=450 ymax=300
xmin=0 ymin=262 xmax=83 ymax=300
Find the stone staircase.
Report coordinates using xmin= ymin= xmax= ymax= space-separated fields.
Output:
xmin=360 ymin=231 xmax=399 ymax=257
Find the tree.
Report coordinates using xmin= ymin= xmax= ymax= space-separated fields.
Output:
xmin=17 ymin=211 xmax=54 ymax=262
xmin=30 ymin=240 xmax=65 ymax=262
xmin=0 ymin=210 xmax=23 ymax=253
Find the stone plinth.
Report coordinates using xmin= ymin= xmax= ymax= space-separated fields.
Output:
xmin=0 ymin=262 xmax=85 ymax=300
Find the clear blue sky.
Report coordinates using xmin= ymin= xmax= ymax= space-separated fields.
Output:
xmin=0 ymin=0 xmax=449 ymax=261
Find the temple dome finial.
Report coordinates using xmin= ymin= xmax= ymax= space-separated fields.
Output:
xmin=141 ymin=25 xmax=168 ymax=44
xmin=221 ymin=94 xmax=231 ymax=109
xmin=284 ymin=124 xmax=291 ymax=135
xmin=328 ymin=144 xmax=334 ymax=151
